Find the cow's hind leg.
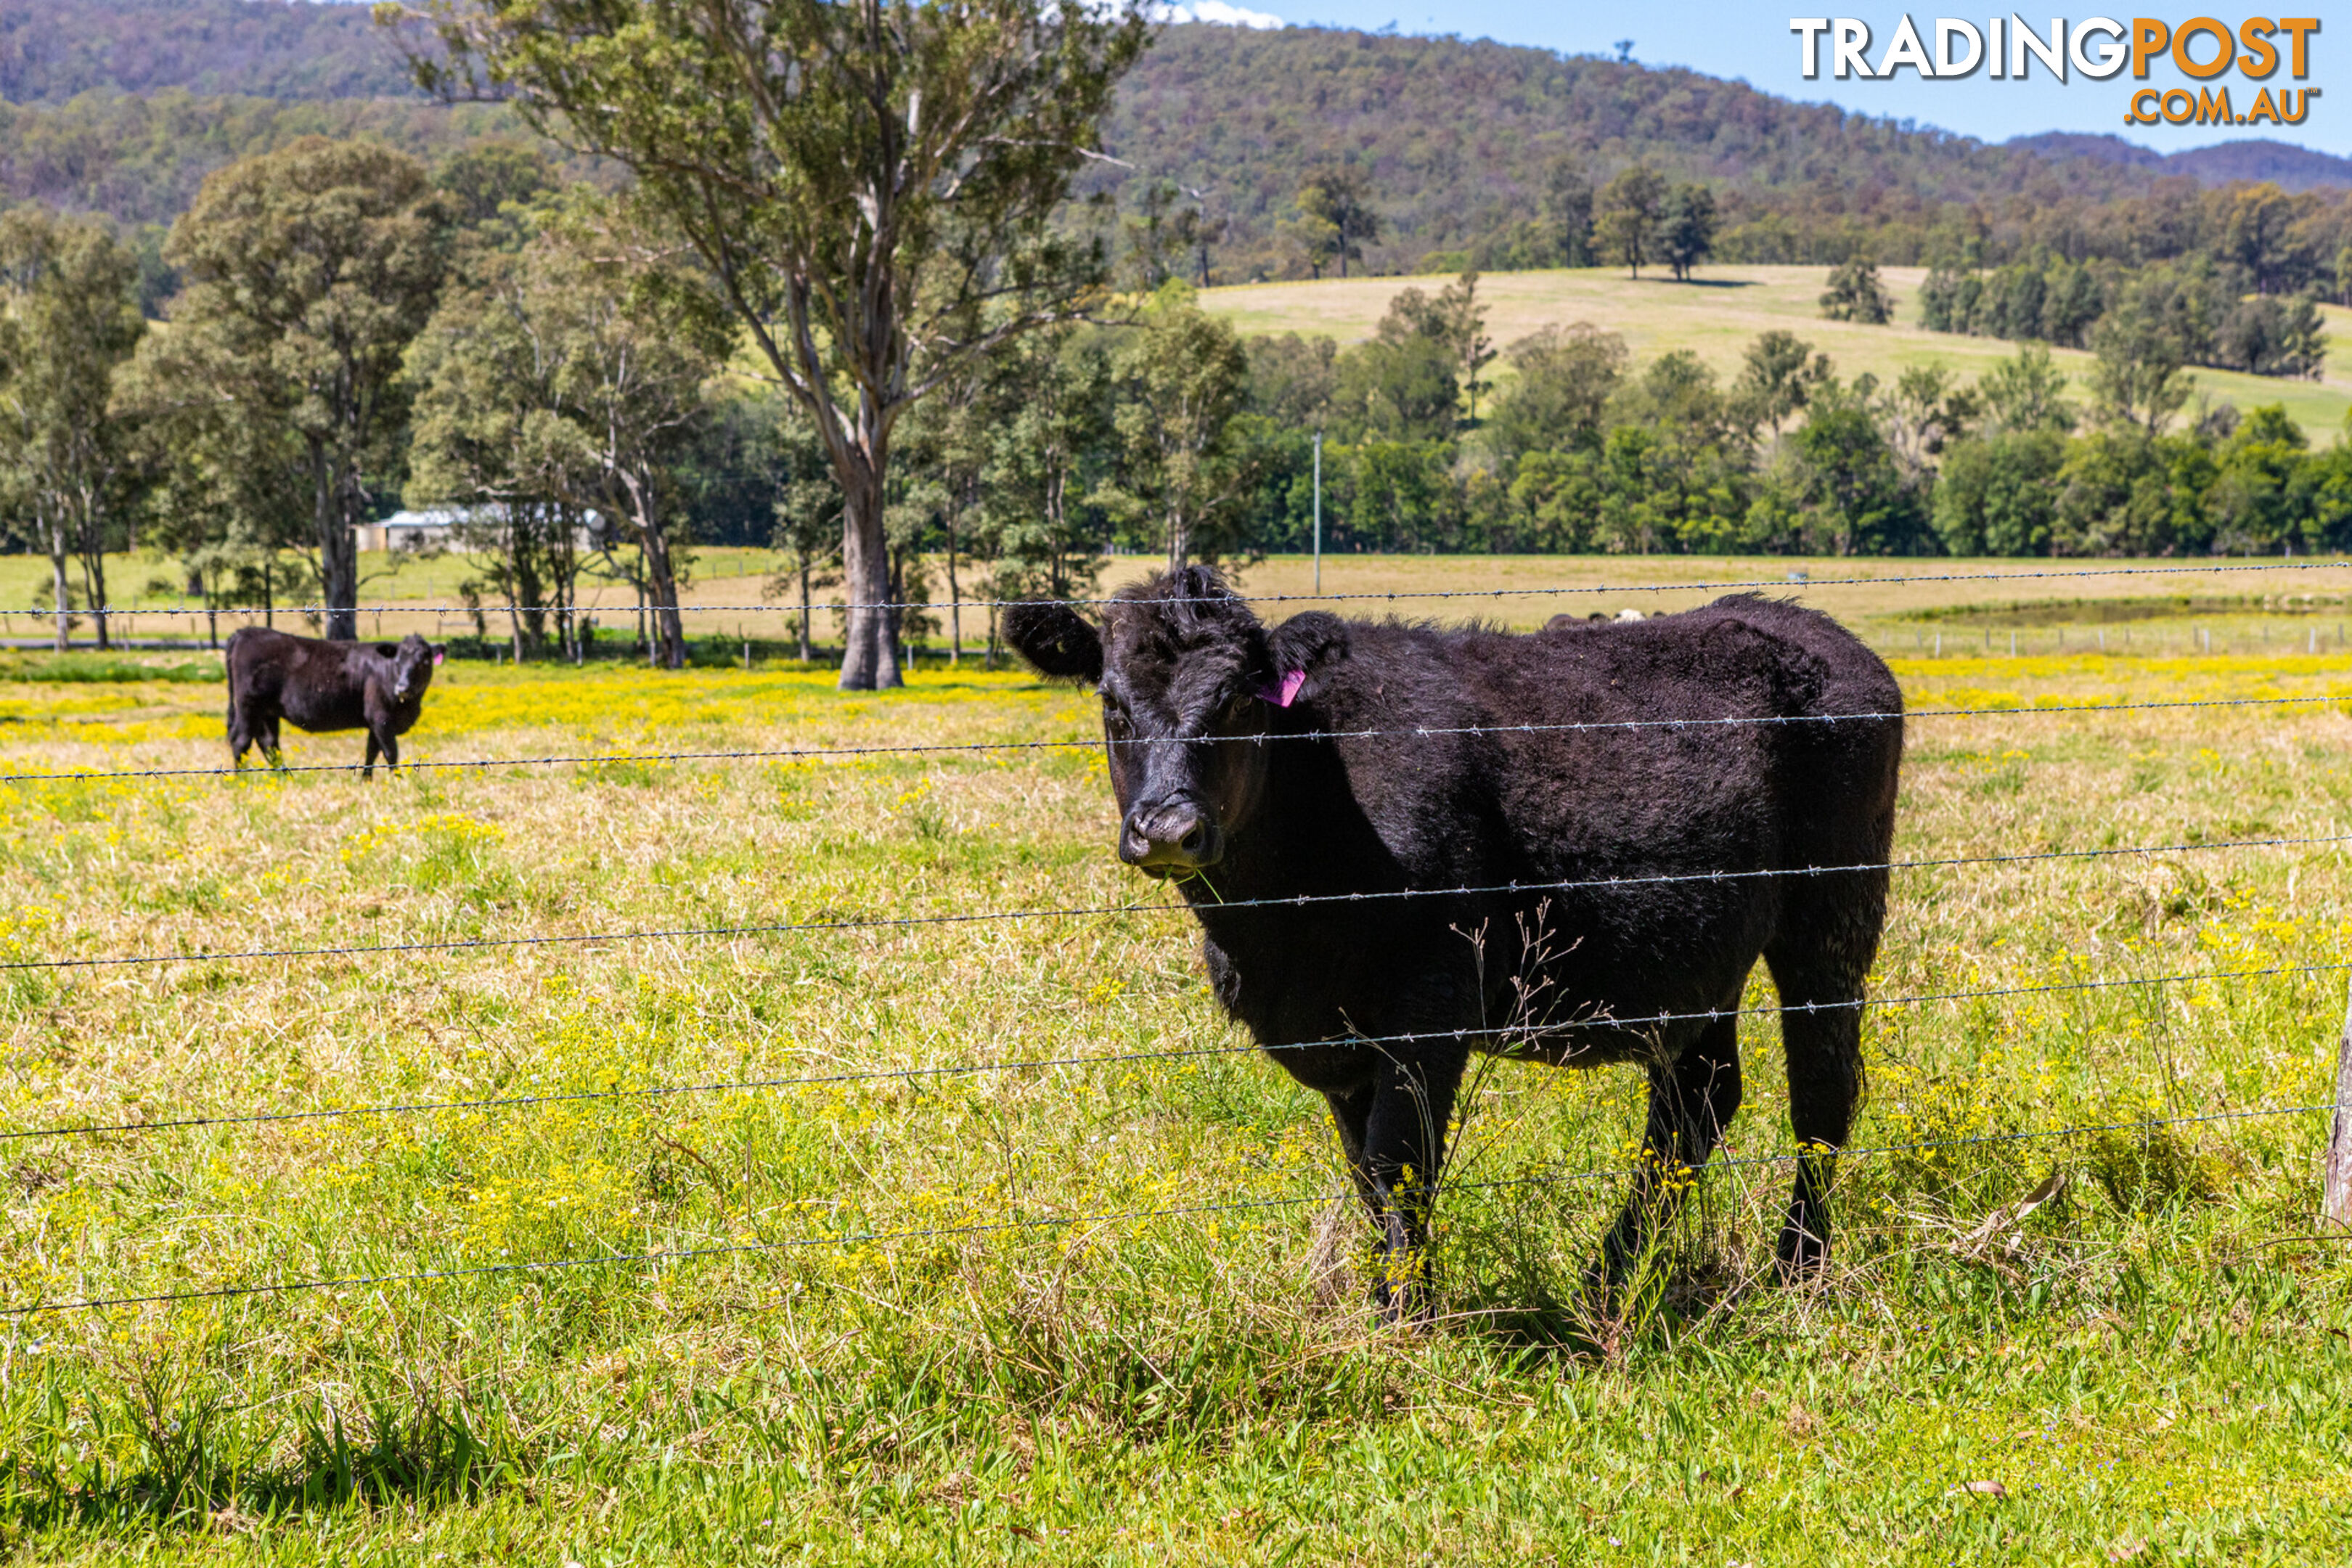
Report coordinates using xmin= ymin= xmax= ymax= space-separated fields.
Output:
xmin=226 ymin=701 xmax=252 ymax=769
xmin=1601 ymin=1009 xmax=1743 ymax=1281
xmin=1763 ymin=877 xmax=1882 ymax=1279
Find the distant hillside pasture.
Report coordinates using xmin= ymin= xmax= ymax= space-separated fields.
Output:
xmin=1201 ymin=266 xmax=2352 ymax=442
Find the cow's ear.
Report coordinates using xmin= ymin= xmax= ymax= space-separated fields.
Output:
xmin=432 ymin=645 xmax=446 ymax=666
xmin=1001 ymin=600 xmax=1103 ymax=685
xmin=1264 ymin=612 xmax=1348 ymax=704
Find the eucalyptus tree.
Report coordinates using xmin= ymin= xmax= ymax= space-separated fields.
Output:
xmin=402 ymin=0 xmax=1151 ymax=689
xmin=0 ymin=207 xmax=148 ymax=651
xmin=1594 ymin=166 xmax=1666 ymax=279
xmin=406 ymin=213 xmax=727 ymax=667
xmin=121 ymin=373 xmax=319 ymax=640
xmin=155 ymin=138 xmax=452 ymax=640
xmin=978 ymin=327 xmax=1115 ymax=606
xmin=1102 ymin=285 xmax=1251 ymax=571
xmin=404 ymin=245 xmax=595 ymax=663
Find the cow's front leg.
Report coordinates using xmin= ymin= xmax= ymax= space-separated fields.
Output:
xmin=1353 ymin=1043 xmax=1468 ymax=1320
xmin=362 ymin=732 xmax=380 ymax=780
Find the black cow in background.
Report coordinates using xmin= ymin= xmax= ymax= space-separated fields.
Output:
xmin=226 ymin=629 xmax=445 ymax=777
xmin=1005 ymin=568 xmax=1902 ymax=1315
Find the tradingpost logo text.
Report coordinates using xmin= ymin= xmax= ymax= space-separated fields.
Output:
xmin=1789 ymin=17 xmax=2321 ymax=128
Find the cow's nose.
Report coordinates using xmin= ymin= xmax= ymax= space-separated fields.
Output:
xmin=1119 ymin=802 xmax=1222 ymax=873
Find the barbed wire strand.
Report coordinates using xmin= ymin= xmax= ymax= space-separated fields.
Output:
xmin=7 ymin=1097 xmax=2336 ymax=1319
xmin=7 ymin=690 xmax=2351 ymax=787
xmin=12 ymin=952 xmax=2345 ymax=1143
xmin=7 ymin=828 xmax=2348 ymax=976
xmin=38 ymin=556 xmax=2352 ymax=621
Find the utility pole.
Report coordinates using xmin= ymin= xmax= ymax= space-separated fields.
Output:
xmin=1312 ymin=430 xmax=1323 ymax=595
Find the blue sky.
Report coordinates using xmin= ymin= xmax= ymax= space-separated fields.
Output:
xmin=1170 ymin=4 xmax=2347 ymax=158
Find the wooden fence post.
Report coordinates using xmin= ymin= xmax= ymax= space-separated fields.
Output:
xmin=2327 ymin=975 xmax=2352 ymax=1231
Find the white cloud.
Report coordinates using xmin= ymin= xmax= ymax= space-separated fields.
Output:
xmin=1156 ymin=1 xmax=1285 ymax=28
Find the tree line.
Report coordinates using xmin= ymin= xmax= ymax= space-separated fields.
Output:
xmin=7 ymin=1 xmax=2351 ymax=690
xmin=8 ymin=143 xmax=2351 ymax=679
xmin=4 ymin=0 xmax=1156 ymax=687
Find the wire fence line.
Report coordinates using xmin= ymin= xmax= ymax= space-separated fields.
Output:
xmin=11 ymin=956 xmax=2347 ymax=1146
xmin=7 ymin=691 xmax=2351 ymax=788
xmin=10 ymin=564 xmax=2352 ymax=1328
xmin=5 ymin=830 xmax=2346 ymax=976
xmin=33 ymin=555 xmax=2352 ymax=622
xmin=6 ymin=1097 xmax=2335 ymax=1320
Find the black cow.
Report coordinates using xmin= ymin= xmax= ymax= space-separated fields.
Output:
xmin=225 ymin=628 xmax=445 ymax=777
xmin=1005 ymin=567 xmax=1902 ymax=1312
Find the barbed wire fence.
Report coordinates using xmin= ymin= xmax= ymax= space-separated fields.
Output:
xmin=10 ymin=557 xmax=2352 ymax=666
xmin=4 ymin=691 xmax=2351 ymax=785
xmin=5 ymin=560 xmax=2352 ymax=1318
xmin=23 ymin=555 xmax=2352 ymax=621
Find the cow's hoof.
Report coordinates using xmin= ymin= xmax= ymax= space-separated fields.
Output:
xmin=1773 ymin=1227 xmax=1829 ymax=1283
xmin=1369 ymin=1255 xmax=1433 ymax=1326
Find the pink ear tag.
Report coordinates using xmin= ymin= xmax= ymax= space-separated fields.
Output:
xmin=433 ymin=650 xmax=445 ymax=666
xmin=1257 ymin=669 xmax=1305 ymax=708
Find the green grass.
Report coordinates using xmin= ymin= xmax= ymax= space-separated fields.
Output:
xmin=1199 ymin=266 xmax=2352 ymax=443
xmin=0 ymin=652 xmax=221 ymax=685
xmin=1 ymin=598 xmax=2351 ymax=1562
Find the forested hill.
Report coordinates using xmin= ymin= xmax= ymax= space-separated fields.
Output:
xmin=7 ymin=0 xmax=2352 ymax=275
xmin=0 ymin=0 xmax=411 ymax=102
xmin=1093 ymin=27 xmax=2352 ymax=277
xmin=2008 ymin=132 xmax=2352 ymax=192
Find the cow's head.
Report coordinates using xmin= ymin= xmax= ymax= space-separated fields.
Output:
xmin=389 ymin=633 xmax=446 ymax=701
xmin=1003 ymin=566 xmax=1348 ymax=878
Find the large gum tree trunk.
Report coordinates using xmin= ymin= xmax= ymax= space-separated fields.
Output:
xmin=85 ymin=545 xmax=109 ymax=650
xmin=322 ymin=507 xmax=359 ymax=642
xmin=642 ymin=537 xmax=685 ymax=669
xmin=311 ymin=440 xmax=359 ymax=641
xmin=626 ymin=484 xmax=685 ymax=671
xmin=47 ymin=514 xmax=71 ymax=653
xmin=798 ymin=559 xmax=814 ymax=663
xmin=77 ymin=497 xmax=110 ymax=650
xmin=836 ymin=464 xmax=901 ymax=691
xmin=1164 ymin=502 xmax=1191 ymax=575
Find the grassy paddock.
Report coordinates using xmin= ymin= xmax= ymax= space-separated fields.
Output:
xmin=2 ymin=581 xmax=2352 ymax=1561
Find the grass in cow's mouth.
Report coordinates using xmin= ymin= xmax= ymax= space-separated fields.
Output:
xmin=0 ymin=634 xmax=2348 ymax=1562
